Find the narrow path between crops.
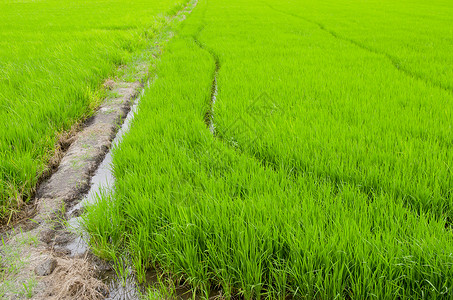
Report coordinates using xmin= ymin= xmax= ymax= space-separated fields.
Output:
xmin=262 ymin=2 xmax=453 ymax=95
xmin=68 ymin=2 xmax=202 ymax=298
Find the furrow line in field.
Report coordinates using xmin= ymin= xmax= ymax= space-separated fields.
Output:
xmin=193 ymin=36 xmax=220 ymax=134
xmin=188 ymin=8 xmax=220 ymax=135
xmin=262 ymin=2 xmax=453 ymax=95
xmin=182 ymin=0 xmax=221 ymax=134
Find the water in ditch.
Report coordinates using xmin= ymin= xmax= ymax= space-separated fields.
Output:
xmin=65 ymin=81 xmax=150 ymax=299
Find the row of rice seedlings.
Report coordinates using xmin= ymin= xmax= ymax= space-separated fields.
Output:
xmin=0 ymin=0 xmax=189 ymax=218
xmin=83 ymin=31 xmax=453 ymax=298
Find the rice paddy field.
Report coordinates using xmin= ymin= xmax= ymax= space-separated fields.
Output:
xmin=0 ymin=0 xmax=187 ymax=219
xmin=2 ymin=0 xmax=453 ymax=298
xmin=79 ymin=0 xmax=453 ymax=298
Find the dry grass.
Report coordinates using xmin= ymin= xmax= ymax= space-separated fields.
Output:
xmin=43 ymin=257 xmax=108 ymax=300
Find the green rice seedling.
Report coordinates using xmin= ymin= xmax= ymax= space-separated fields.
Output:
xmin=82 ymin=191 xmax=125 ymax=260
xmin=112 ymin=254 xmax=132 ymax=287
xmin=142 ymin=272 xmax=177 ymax=300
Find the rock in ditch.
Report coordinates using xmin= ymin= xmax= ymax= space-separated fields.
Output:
xmin=35 ymin=258 xmax=58 ymax=276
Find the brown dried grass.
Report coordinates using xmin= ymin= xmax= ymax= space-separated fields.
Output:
xmin=43 ymin=256 xmax=108 ymax=300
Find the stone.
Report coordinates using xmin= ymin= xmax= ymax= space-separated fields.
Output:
xmin=35 ymin=258 xmax=57 ymax=276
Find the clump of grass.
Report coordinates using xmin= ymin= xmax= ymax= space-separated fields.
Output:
xmin=142 ymin=273 xmax=178 ymax=300
xmin=19 ymin=277 xmax=37 ymax=299
xmin=0 ymin=230 xmax=38 ymax=298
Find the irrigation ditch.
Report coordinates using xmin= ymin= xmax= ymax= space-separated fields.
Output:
xmin=0 ymin=1 xmax=198 ymax=298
